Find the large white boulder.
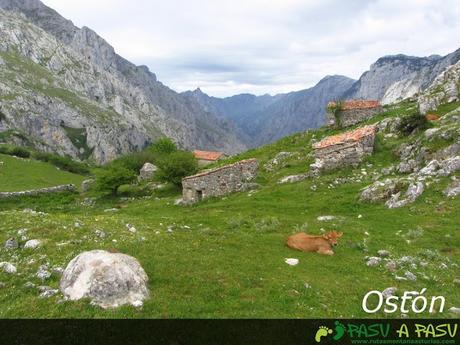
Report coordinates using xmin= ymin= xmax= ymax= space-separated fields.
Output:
xmin=60 ymin=250 xmax=149 ymax=309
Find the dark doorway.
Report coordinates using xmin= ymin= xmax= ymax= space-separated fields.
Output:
xmin=196 ymin=190 xmax=203 ymax=201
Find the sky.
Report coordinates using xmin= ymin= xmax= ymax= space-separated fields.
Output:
xmin=42 ymin=0 xmax=460 ymax=97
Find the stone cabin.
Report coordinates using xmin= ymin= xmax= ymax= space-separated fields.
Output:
xmin=311 ymin=125 xmax=377 ymax=172
xmin=326 ymin=100 xmax=383 ymax=127
xmin=182 ymin=158 xmax=258 ymax=203
xmin=193 ymin=150 xmax=227 ymax=166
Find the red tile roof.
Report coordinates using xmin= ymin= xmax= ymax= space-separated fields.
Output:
xmin=313 ymin=125 xmax=377 ymax=149
xmin=193 ymin=150 xmax=225 ymax=161
xmin=328 ymin=100 xmax=381 ymax=110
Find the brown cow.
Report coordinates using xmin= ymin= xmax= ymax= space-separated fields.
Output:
xmin=286 ymin=231 xmax=343 ymax=255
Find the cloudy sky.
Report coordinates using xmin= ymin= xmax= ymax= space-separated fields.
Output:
xmin=42 ymin=0 xmax=460 ymax=97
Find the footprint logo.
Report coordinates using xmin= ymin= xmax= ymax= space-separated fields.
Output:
xmin=333 ymin=321 xmax=346 ymax=341
xmin=315 ymin=326 xmax=333 ymax=343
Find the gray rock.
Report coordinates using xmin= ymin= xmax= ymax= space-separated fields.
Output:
xmin=4 ymin=238 xmax=19 ymax=250
xmin=385 ymin=261 xmax=398 ymax=272
xmin=278 ymin=174 xmax=308 ymax=184
xmin=0 ymin=262 xmax=17 ymax=274
xmin=60 ymin=250 xmax=149 ymax=309
xmin=38 ymin=286 xmax=59 ymax=298
xmin=454 ymin=278 xmax=460 ymax=285
xmin=80 ymin=179 xmax=95 ymax=193
xmin=448 ymin=307 xmax=460 ymax=315
xmin=95 ymin=230 xmax=106 ymax=238
xmin=444 ymin=178 xmax=460 ymax=197
xmin=36 ymin=265 xmax=51 ymax=281
xmin=366 ymin=257 xmax=382 ymax=267
xmin=138 ymin=163 xmax=157 ymax=181
xmin=24 ymin=239 xmax=41 ymax=249
xmin=0 ymin=282 xmax=6 ymax=288
xmin=377 ymin=250 xmax=390 ymax=257
xmin=404 ymin=271 xmax=417 ymax=281
xmin=317 ymin=216 xmax=336 ymax=222
xmin=424 ymin=128 xmax=440 ymax=138
xmin=24 ymin=282 xmax=36 ymax=289
xmin=382 ymin=287 xmax=397 ymax=299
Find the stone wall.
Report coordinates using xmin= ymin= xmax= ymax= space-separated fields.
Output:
xmin=182 ymin=159 xmax=258 ymax=203
xmin=327 ymin=107 xmax=383 ymax=128
xmin=0 ymin=184 xmax=77 ymax=199
xmin=311 ymin=126 xmax=377 ymax=173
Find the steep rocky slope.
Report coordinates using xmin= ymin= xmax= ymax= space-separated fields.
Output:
xmin=0 ymin=1 xmax=244 ymax=163
xmin=345 ymin=50 xmax=460 ymax=104
xmin=184 ymin=75 xmax=355 ymax=147
xmin=418 ymin=60 xmax=460 ymax=113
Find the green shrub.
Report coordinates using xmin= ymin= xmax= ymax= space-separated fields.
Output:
xmin=156 ymin=151 xmax=198 ymax=186
xmin=397 ymin=112 xmax=429 ymax=135
xmin=95 ymin=166 xmax=137 ymax=196
xmin=0 ymin=144 xmax=31 ymax=158
xmin=32 ymin=152 xmax=90 ymax=175
xmin=110 ymin=151 xmax=157 ymax=174
xmin=117 ymin=184 xmax=150 ymax=197
xmin=149 ymin=138 xmax=177 ymax=155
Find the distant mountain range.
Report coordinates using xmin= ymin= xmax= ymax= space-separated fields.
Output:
xmin=0 ymin=0 xmax=459 ymax=160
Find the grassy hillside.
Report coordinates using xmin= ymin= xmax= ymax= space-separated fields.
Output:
xmin=0 ymin=101 xmax=459 ymax=318
xmin=0 ymin=154 xmax=85 ymax=192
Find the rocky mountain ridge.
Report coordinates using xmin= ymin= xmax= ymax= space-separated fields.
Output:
xmin=183 ymin=75 xmax=356 ymax=147
xmin=0 ymin=0 xmax=244 ymax=163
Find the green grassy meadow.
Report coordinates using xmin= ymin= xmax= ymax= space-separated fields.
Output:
xmin=0 ymin=102 xmax=459 ymax=319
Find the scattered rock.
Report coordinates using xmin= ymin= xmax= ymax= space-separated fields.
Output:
xmin=38 ymin=286 xmax=59 ymax=298
xmin=265 ymin=152 xmax=292 ymax=171
xmin=366 ymin=257 xmax=382 ymax=267
xmin=95 ymin=230 xmax=106 ymax=238
xmin=453 ymin=278 xmax=460 ymax=285
xmin=382 ymin=287 xmax=397 ymax=299
xmin=385 ymin=261 xmax=398 ymax=272
xmin=126 ymin=224 xmax=137 ymax=233
xmin=404 ymin=271 xmax=417 ymax=281
xmin=448 ymin=307 xmax=460 ymax=315
xmin=138 ymin=163 xmax=157 ymax=181
xmin=104 ymin=208 xmax=118 ymax=213
xmin=24 ymin=282 xmax=36 ymax=289
xmin=424 ymin=128 xmax=440 ymax=138
xmin=285 ymin=258 xmax=299 ymax=266
xmin=80 ymin=179 xmax=95 ymax=193
xmin=4 ymin=238 xmax=19 ymax=250
xmin=36 ymin=265 xmax=51 ymax=281
xmin=377 ymin=250 xmax=390 ymax=257
xmin=278 ymin=174 xmax=308 ymax=184
xmin=444 ymin=177 xmax=460 ymax=197
xmin=317 ymin=215 xmax=336 ymax=222
xmin=386 ymin=182 xmax=424 ymax=209
xmin=60 ymin=250 xmax=149 ymax=309
xmin=24 ymin=239 xmax=41 ymax=250
xmin=0 ymin=262 xmax=17 ymax=274
xmin=0 ymin=282 xmax=6 ymax=288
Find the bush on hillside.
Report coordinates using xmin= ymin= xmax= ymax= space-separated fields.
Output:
xmin=110 ymin=151 xmax=157 ymax=174
xmin=32 ymin=152 xmax=90 ymax=175
xmin=397 ymin=112 xmax=429 ymax=135
xmin=94 ymin=166 xmax=137 ymax=196
xmin=0 ymin=144 xmax=31 ymax=158
xmin=156 ymin=151 xmax=198 ymax=186
xmin=149 ymin=138 xmax=178 ymax=155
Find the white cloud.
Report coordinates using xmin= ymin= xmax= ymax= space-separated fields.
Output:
xmin=42 ymin=0 xmax=460 ymax=97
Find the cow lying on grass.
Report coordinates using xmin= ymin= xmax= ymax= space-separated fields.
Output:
xmin=286 ymin=231 xmax=343 ymax=255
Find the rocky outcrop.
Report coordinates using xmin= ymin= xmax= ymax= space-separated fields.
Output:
xmin=345 ymin=50 xmax=460 ymax=104
xmin=418 ymin=61 xmax=460 ymax=114
xmin=181 ymin=159 xmax=258 ymax=203
xmin=0 ymin=4 xmax=244 ymax=163
xmin=138 ymin=163 xmax=157 ymax=182
xmin=0 ymin=184 xmax=76 ymax=198
xmin=60 ymin=250 xmax=149 ymax=309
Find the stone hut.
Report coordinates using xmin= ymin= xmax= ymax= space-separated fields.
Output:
xmin=182 ymin=159 xmax=258 ymax=203
xmin=193 ymin=150 xmax=227 ymax=166
xmin=326 ymin=100 xmax=383 ymax=127
xmin=311 ymin=125 xmax=377 ymax=172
